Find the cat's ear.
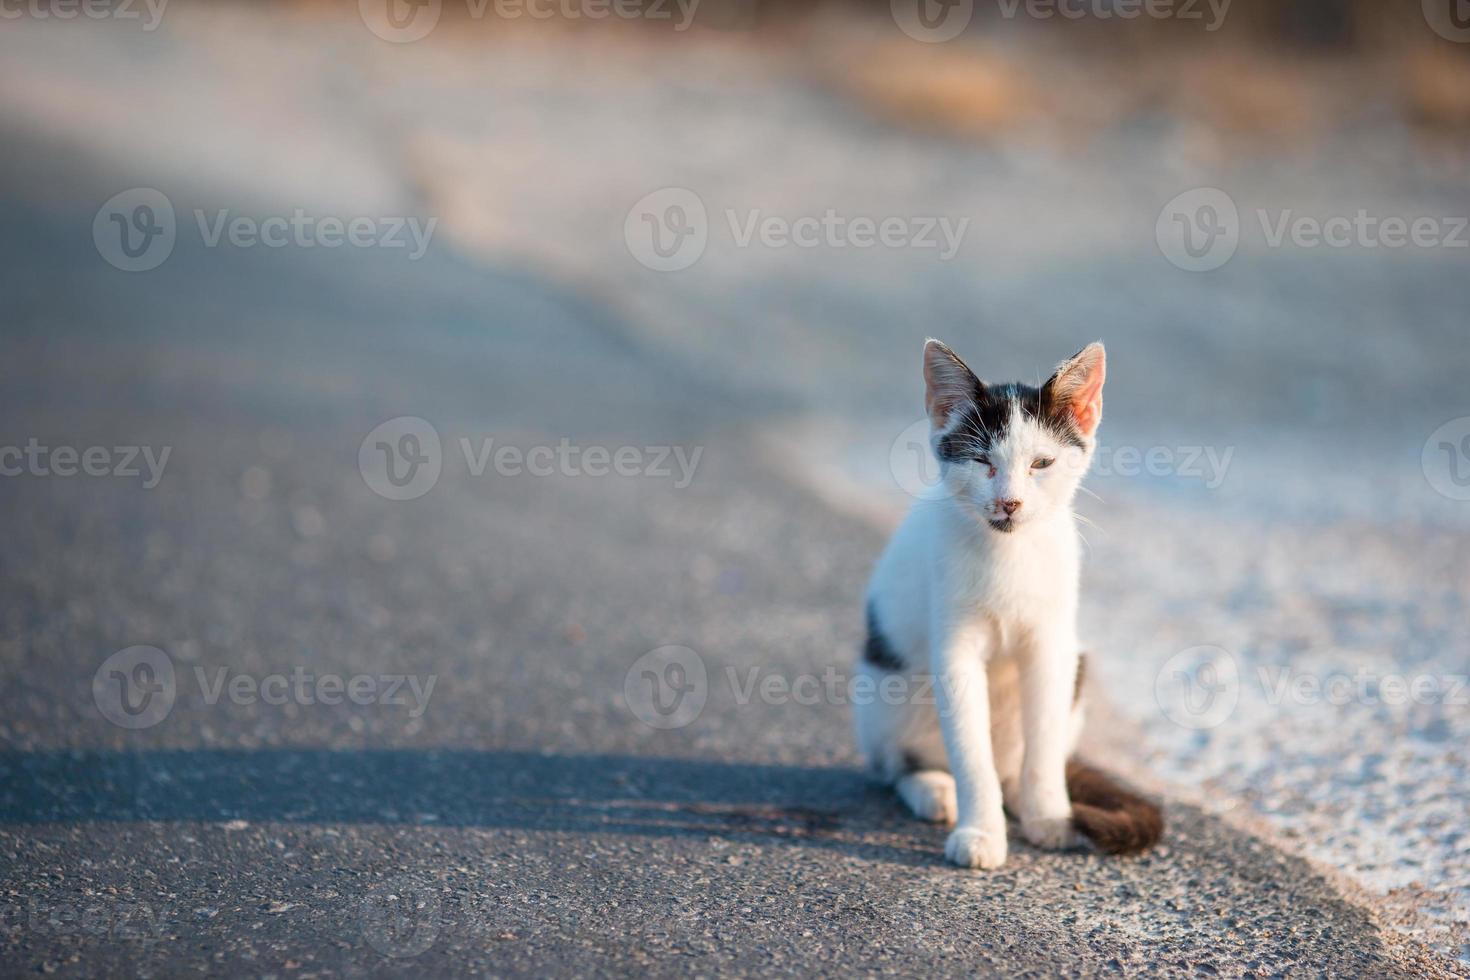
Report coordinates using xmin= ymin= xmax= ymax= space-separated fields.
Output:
xmin=923 ymin=339 xmax=983 ymax=429
xmin=1044 ymin=342 xmax=1106 ymax=438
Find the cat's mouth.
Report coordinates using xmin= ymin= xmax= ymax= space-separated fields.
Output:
xmin=987 ymin=518 xmax=1016 ymax=533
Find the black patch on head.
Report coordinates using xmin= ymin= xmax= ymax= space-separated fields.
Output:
xmin=863 ymin=601 xmax=906 ymax=672
xmin=935 ymin=377 xmax=1086 ymax=462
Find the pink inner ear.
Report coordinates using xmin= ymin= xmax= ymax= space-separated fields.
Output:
xmin=1070 ymin=369 xmax=1105 ymax=436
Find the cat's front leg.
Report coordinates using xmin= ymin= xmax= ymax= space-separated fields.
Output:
xmin=1018 ymin=624 xmax=1081 ymax=850
xmin=933 ymin=620 xmax=1008 ymax=869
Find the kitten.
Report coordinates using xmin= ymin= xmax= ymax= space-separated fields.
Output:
xmin=855 ymin=339 xmax=1162 ymax=868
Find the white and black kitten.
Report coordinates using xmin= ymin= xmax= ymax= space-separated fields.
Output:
xmin=856 ymin=339 xmax=1162 ymax=868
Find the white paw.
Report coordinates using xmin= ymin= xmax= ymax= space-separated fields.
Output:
xmin=897 ymin=771 xmax=957 ymax=825
xmin=1021 ymin=814 xmax=1079 ymax=851
xmin=944 ymin=826 xmax=1008 ymax=869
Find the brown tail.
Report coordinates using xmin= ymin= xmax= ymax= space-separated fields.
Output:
xmin=1066 ymin=760 xmax=1163 ymax=855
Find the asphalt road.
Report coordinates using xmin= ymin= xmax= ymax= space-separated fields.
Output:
xmin=2 ymin=9 xmax=1468 ymax=976
xmin=0 ymin=120 xmax=1455 ymax=978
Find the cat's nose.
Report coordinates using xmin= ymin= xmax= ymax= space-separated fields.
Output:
xmin=999 ymin=498 xmax=1022 ymax=516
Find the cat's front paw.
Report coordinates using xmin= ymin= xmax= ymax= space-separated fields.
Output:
xmin=944 ymin=826 xmax=1007 ymax=869
xmin=1021 ymin=814 xmax=1079 ymax=851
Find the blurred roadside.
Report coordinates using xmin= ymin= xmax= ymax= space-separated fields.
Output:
xmin=331 ymin=0 xmax=1470 ymax=151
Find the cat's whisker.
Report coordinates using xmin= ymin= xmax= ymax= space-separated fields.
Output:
xmin=1072 ymin=512 xmax=1103 ymax=534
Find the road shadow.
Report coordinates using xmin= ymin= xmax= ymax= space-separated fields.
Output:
xmin=0 ymin=749 xmax=941 ymax=864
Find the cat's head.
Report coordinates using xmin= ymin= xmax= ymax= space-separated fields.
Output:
xmin=923 ymin=339 xmax=1105 ymax=533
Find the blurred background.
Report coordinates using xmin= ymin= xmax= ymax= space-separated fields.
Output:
xmin=2 ymin=0 xmax=1468 ymax=974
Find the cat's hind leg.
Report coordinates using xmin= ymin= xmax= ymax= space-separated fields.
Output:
xmin=853 ymin=654 xmax=954 ymax=824
xmin=896 ymin=768 xmax=957 ymax=824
